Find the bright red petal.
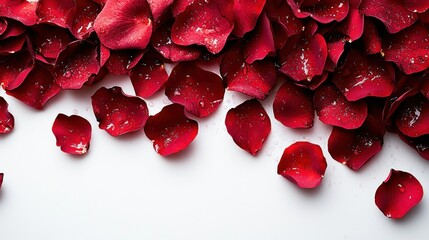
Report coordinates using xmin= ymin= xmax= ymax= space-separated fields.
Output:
xmin=0 ymin=96 xmax=14 ymax=134
xmin=144 ymin=103 xmax=198 ymax=156
xmin=0 ymin=0 xmax=38 ymax=26
xmin=225 ymin=99 xmax=271 ymax=155
xmin=52 ymin=114 xmax=92 ymax=155
xmin=277 ymin=141 xmax=327 ymax=188
xmin=375 ymin=169 xmax=424 ymax=219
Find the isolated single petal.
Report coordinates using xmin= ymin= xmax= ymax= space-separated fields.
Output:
xmin=52 ymin=114 xmax=91 ymax=155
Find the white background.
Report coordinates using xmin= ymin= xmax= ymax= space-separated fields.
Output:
xmin=0 ymin=69 xmax=428 ymax=239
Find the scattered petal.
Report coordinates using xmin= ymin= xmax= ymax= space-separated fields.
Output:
xmin=232 ymin=0 xmax=266 ymax=37
xmin=404 ymin=0 xmax=429 ymax=13
xmin=395 ymin=94 xmax=429 ymax=138
xmin=52 ymin=114 xmax=91 ymax=155
xmin=67 ymin=0 xmax=101 ymax=39
xmin=287 ymin=0 xmax=349 ymax=23
xmin=29 ymin=24 xmax=72 ymax=60
xmin=0 ymin=0 xmax=38 ymax=26
xmin=362 ymin=18 xmax=383 ymax=55
xmin=398 ymin=133 xmax=429 ymax=160
xmin=36 ymin=0 xmax=75 ymax=27
xmin=243 ymin=12 xmax=275 ymax=64
xmin=0 ymin=96 xmax=14 ymax=134
xmin=0 ymin=50 xmax=34 ymax=90
xmin=105 ymin=49 xmax=144 ymax=75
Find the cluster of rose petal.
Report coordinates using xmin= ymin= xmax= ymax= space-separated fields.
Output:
xmin=1 ymin=0 xmax=429 ymax=219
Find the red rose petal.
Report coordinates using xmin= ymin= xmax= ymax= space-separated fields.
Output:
xmin=421 ymin=74 xmax=429 ymax=99
xmin=287 ymin=0 xmax=349 ymax=23
xmin=6 ymin=62 xmax=61 ymax=109
xmin=375 ymin=169 xmax=424 ymax=219
xmin=398 ymin=133 xmax=429 ymax=160
xmin=277 ymin=141 xmax=327 ymax=189
xmin=225 ymin=99 xmax=271 ymax=155
xmin=232 ymin=0 xmax=266 ymax=37
xmin=67 ymin=0 xmax=101 ymax=39
xmin=36 ymin=0 xmax=75 ymax=27
xmin=129 ymin=51 xmax=168 ymax=98
xmin=93 ymin=0 xmax=153 ymax=50
xmin=404 ymin=0 xmax=429 ymax=13
xmin=171 ymin=0 xmax=234 ymax=54
xmin=382 ymin=23 xmax=429 ymax=74
xmin=171 ymin=0 xmax=193 ymax=17
xmin=144 ymin=103 xmax=198 ymax=156
xmin=0 ymin=0 xmax=38 ymax=26
xmin=165 ymin=62 xmax=225 ymax=118
xmin=91 ymin=86 xmax=149 ymax=136
xmin=0 ymin=18 xmax=26 ymax=40
xmin=54 ymin=41 xmax=100 ymax=89
xmin=332 ymin=49 xmax=396 ymax=101
xmin=325 ymin=34 xmax=347 ymax=68
xmin=30 ymin=24 xmax=72 ymax=60
xmin=314 ymin=83 xmax=368 ymax=129
xmin=360 ymin=0 xmax=417 ymax=33
xmin=0 ymin=96 xmax=14 ymax=134
xmin=395 ymin=94 xmax=429 ymax=138
xmin=0 ymin=35 xmax=25 ymax=54
xmin=52 ymin=114 xmax=91 ymax=155
xmin=0 ymin=50 xmax=34 ymax=90
xmin=0 ymin=173 xmax=3 ymax=190
xmin=278 ymin=30 xmax=328 ymax=81
xmin=0 ymin=18 xmax=6 ymax=35
xmin=147 ymin=0 xmax=174 ymax=22
xmin=362 ymin=18 xmax=382 ymax=55
xmin=105 ymin=49 xmax=144 ymax=75
xmin=151 ymin=21 xmax=201 ymax=62
xmin=243 ymin=12 xmax=275 ymax=64
xmin=220 ymin=45 xmax=276 ymax=100
xmin=295 ymin=71 xmax=329 ymax=90
xmin=273 ymin=81 xmax=314 ymax=129
xmin=334 ymin=0 xmax=364 ymax=42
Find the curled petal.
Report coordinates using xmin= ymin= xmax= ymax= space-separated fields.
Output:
xmin=30 ymin=24 xmax=72 ymax=60
xmin=0 ymin=19 xmax=26 ymax=40
xmin=147 ymin=0 xmax=174 ymax=22
xmin=0 ymin=50 xmax=33 ymax=90
xmin=332 ymin=49 xmax=396 ymax=101
xmin=93 ymin=0 xmax=153 ymax=50
xmin=395 ymin=94 xmax=429 ymax=138
xmin=362 ymin=18 xmax=382 ymax=55
xmin=36 ymin=0 xmax=75 ymax=27
xmin=0 ymin=96 xmax=14 ymax=134
xmin=243 ymin=12 xmax=275 ymax=64
xmin=171 ymin=0 xmax=193 ymax=17
xmin=287 ymin=0 xmax=349 ymax=23
xmin=225 ymin=99 xmax=271 ymax=155
xmin=314 ymin=83 xmax=368 ymax=129
xmin=360 ymin=0 xmax=417 ymax=33
xmin=54 ymin=41 xmax=100 ymax=89
xmin=165 ymin=62 xmax=225 ymax=118
xmin=279 ymin=32 xmax=328 ymax=81
xmin=382 ymin=23 xmax=429 ymax=74
xmin=375 ymin=169 xmax=424 ymax=219
xmin=398 ymin=133 xmax=429 ymax=160
xmin=0 ymin=0 xmax=38 ymax=26
xmin=151 ymin=21 xmax=201 ymax=62
xmin=52 ymin=114 xmax=91 ymax=155
xmin=171 ymin=0 xmax=234 ymax=54
xmin=273 ymin=81 xmax=314 ymax=129
xmin=277 ymin=141 xmax=327 ymax=188
xmin=67 ymin=0 xmax=101 ymax=39
xmin=129 ymin=51 xmax=168 ymax=98
xmin=404 ymin=0 xmax=429 ymax=13
xmin=6 ymin=62 xmax=61 ymax=109
xmin=232 ymin=0 xmax=266 ymax=37
xmin=105 ymin=49 xmax=144 ymax=75
xmin=220 ymin=45 xmax=276 ymax=100
xmin=91 ymin=86 xmax=149 ymax=136
xmin=144 ymin=104 xmax=198 ymax=156
xmin=0 ymin=35 xmax=25 ymax=54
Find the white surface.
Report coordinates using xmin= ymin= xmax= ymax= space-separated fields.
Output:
xmin=0 ymin=72 xmax=428 ymax=239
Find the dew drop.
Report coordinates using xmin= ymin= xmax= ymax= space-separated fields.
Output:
xmin=398 ymin=184 xmax=406 ymax=193
xmin=199 ymin=100 xmax=205 ymax=108
xmin=63 ymin=70 xmax=72 ymax=78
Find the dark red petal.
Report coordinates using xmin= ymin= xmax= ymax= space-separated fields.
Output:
xmin=232 ymin=0 xmax=265 ymax=37
xmin=91 ymin=86 xmax=149 ymax=136
xmin=395 ymin=94 xmax=429 ymax=138
xmin=332 ymin=49 xmax=396 ymax=101
xmin=171 ymin=0 xmax=193 ymax=17
xmin=243 ymin=12 xmax=275 ymax=64
xmin=295 ymin=71 xmax=329 ymax=90
xmin=325 ymin=34 xmax=347 ymax=68
xmin=0 ymin=18 xmax=7 ymax=35
xmin=220 ymin=45 xmax=276 ymax=100
xmin=334 ymin=0 xmax=364 ymax=41
xmin=144 ymin=103 xmax=198 ymax=156
xmin=93 ymin=0 xmax=153 ymax=50
xmin=0 ymin=0 xmax=38 ymax=26
xmin=225 ymin=99 xmax=271 ymax=155
xmin=287 ymin=0 xmax=349 ymax=23
xmin=273 ymin=81 xmax=314 ymax=129
xmin=279 ymin=32 xmax=328 ymax=81
xmin=67 ymin=0 xmax=101 ymax=39
xmin=171 ymin=0 xmax=234 ymax=54
xmin=0 ymin=50 xmax=34 ymax=90
xmin=0 ymin=35 xmax=25 ymax=54
xmin=398 ymin=133 xmax=429 ymax=160
xmin=362 ymin=18 xmax=382 ymax=55
xmin=165 ymin=62 xmax=225 ymax=118
xmin=383 ymin=23 xmax=429 ymax=74
xmin=0 ymin=96 xmax=14 ymax=134
xmin=129 ymin=52 xmax=168 ymax=98
xmin=105 ymin=49 xmax=144 ymax=75
xmin=0 ymin=173 xmax=3 ymax=190
xmin=404 ymin=0 xmax=429 ymax=13
xmin=421 ymin=73 xmax=429 ymax=99
xmin=6 ymin=62 xmax=61 ymax=109
xmin=314 ymin=83 xmax=368 ymax=129
xmin=54 ymin=41 xmax=100 ymax=89
xmin=360 ymin=0 xmax=417 ymax=33
xmin=151 ymin=21 xmax=201 ymax=62
xmin=52 ymin=114 xmax=91 ymax=155
xmin=36 ymin=0 xmax=75 ymax=27
xmin=0 ymin=19 xmax=26 ymax=39
xmin=277 ymin=141 xmax=327 ymax=188
xmin=375 ymin=169 xmax=423 ymax=219
xmin=147 ymin=0 xmax=174 ymax=22
xmin=30 ymin=24 xmax=72 ymax=60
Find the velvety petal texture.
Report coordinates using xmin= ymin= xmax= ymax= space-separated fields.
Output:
xmin=52 ymin=114 xmax=92 ymax=155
